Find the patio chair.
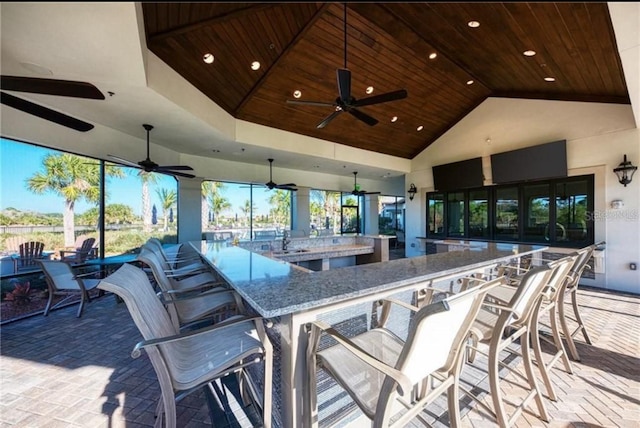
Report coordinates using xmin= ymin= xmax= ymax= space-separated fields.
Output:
xmin=97 ymin=263 xmax=273 ymax=428
xmin=145 ymin=238 xmax=212 ymax=278
xmin=395 ymin=230 xmax=405 ymax=249
xmin=13 ymin=241 xmax=45 ymax=273
xmin=4 ymin=236 xmax=26 ymax=253
xmin=306 ymin=277 xmax=503 ymax=427
xmin=137 ymin=247 xmax=239 ymax=330
xmin=558 ymin=244 xmax=597 ymax=361
xmin=477 ymin=255 xmax=578 ymax=401
xmin=37 ymin=259 xmax=101 ymax=318
xmin=59 ymin=237 xmax=96 ymax=264
xmin=463 ymin=262 xmax=563 ymax=428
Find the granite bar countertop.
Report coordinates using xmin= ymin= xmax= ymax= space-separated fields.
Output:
xmin=263 ymin=244 xmax=373 ymax=262
xmin=193 ymin=240 xmax=547 ymax=318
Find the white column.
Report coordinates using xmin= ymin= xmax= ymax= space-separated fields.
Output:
xmin=178 ymin=178 xmax=203 ymax=243
xmin=364 ymin=194 xmax=379 ymax=235
xmin=292 ymin=186 xmax=311 ymax=236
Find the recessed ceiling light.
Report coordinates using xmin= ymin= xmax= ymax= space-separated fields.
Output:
xmin=212 ymin=149 xmax=220 ymax=153
xmin=523 ymin=50 xmax=536 ymax=57
xmin=468 ymin=21 xmax=480 ymax=28
xmin=467 ymin=80 xmax=474 ymax=85
xmin=391 ymin=116 xmax=398 ymax=122
xmin=417 ymin=125 xmax=424 ymax=131
xmin=251 ymin=61 xmax=260 ymax=70
xmin=203 ymin=53 xmax=214 ymax=64
xmin=293 ymin=90 xmax=302 ymax=98
xmin=428 ymin=52 xmax=437 ymax=60
xmin=366 ymin=86 xmax=374 ymax=94
xmin=544 ymin=77 xmax=556 ymax=82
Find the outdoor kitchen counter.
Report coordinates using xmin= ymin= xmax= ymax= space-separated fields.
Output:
xmin=192 ymin=240 xmax=546 ymax=319
xmin=262 ymin=243 xmax=374 ymax=263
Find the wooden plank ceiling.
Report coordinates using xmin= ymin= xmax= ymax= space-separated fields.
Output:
xmin=142 ymin=2 xmax=628 ymax=160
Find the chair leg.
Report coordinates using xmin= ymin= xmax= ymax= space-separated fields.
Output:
xmin=571 ymin=288 xmax=592 ymax=345
xmin=549 ymin=304 xmax=573 ymax=374
xmin=521 ymin=330 xmax=549 ymax=423
xmin=43 ymin=291 xmax=54 ymax=316
xmin=530 ymin=306 xmax=557 ymax=401
xmin=558 ymin=292 xmax=580 ymax=361
xmin=488 ymin=337 xmax=510 ymax=428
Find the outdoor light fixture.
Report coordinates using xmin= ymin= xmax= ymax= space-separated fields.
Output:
xmin=613 ymin=154 xmax=637 ymax=187
xmin=408 ymin=183 xmax=417 ymax=201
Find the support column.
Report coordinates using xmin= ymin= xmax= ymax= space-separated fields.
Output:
xmin=292 ymin=186 xmax=311 ymax=237
xmin=178 ymin=178 xmax=203 ymax=243
xmin=363 ymin=194 xmax=379 ymax=235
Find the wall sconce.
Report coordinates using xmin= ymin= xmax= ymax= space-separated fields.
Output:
xmin=613 ymin=154 xmax=637 ymax=187
xmin=407 ymin=183 xmax=417 ymax=201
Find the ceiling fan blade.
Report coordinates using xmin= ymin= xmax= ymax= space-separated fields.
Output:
xmin=353 ymin=89 xmax=408 ymax=107
xmin=276 ymin=183 xmax=297 ymax=188
xmin=155 ymin=165 xmax=194 ymax=171
xmin=1 ymin=75 xmax=105 ymax=99
xmin=107 ymin=154 xmax=140 ymax=168
xmin=1 ymin=91 xmax=94 ymax=132
xmin=365 ymin=191 xmax=381 ymax=195
xmin=286 ymin=100 xmax=336 ymax=107
xmin=317 ymin=110 xmax=342 ymax=129
xmin=337 ymin=68 xmax=351 ymax=102
xmin=276 ymin=185 xmax=298 ymax=191
xmin=165 ymin=170 xmax=196 ymax=179
xmin=348 ymin=108 xmax=378 ymax=126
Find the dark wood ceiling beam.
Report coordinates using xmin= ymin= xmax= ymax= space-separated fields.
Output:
xmin=234 ymin=4 xmax=331 ymax=116
xmin=148 ymin=4 xmax=280 ymax=42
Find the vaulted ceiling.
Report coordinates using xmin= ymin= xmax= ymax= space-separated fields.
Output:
xmin=142 ymin=2 xmax=629 ymax=160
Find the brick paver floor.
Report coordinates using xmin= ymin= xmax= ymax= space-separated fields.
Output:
xmin=1 ymin=285 xmax=638 ymax=427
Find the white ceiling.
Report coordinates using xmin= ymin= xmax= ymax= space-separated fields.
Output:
xmin=1 ymin=2 xmax=638 ymax=185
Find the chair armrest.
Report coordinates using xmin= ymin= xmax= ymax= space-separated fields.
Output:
xmin=308 ymin=320 xmax=413 ymax=396
xmin=160 ymin=281 xmax=228 ymax=295
xmin=164 ymin=266 xmax=211 ymax=278
xmin=131 ymin=315 xmax=263 ymax=358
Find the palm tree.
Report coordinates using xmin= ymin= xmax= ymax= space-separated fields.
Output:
xmin=240 ymin=199 xmax=255 ymax=226
xmin=209 ymin=193 xmax=231 ymax=227
xmin=201 ymin=181 xmax=225 ymax=231
xmin=27 ymin=153 xmax=124 ymax=247
xmin=138 ymin=171 xmax=158 ymax=233
xmin=268 ymin=189 xmax=291 ymax=227
xmin=156 ymin=188 xmax=177 ymax=231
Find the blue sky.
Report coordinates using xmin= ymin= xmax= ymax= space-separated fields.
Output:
xmin=0 ymin=138 xmax=273 ymax=217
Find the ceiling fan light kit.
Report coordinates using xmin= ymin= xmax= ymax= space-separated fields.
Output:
xmin=286 ymin=4 xmax=407 ymax=130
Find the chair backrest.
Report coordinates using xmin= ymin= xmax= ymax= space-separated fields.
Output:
xmin=397 ymin=277 xmax=504 ymax=384
xmin=543 ymin=254 xmax=579 ymax=301
xmin=136 ymin=247 xmax=174 ymax=294
xmin=38 ymin=260 xmax=82 ymax=291
xmin=565 ymin=244 xmax=596 ymax=290
xmin=507 ymin=264 xmax=555 ymax=324
xmin=75 ymin=237 xmax=96 ymax=261
xmin=97 ymin=263 xmax=178 ymax=342
xmin=18 ymin=241 xmax=44 ymax=266
xmin=5 ymin=236 xmax=26 ymax=253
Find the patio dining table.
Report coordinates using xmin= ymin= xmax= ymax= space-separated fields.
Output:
xmin=193 ymin=240 xmax=547 ymax=428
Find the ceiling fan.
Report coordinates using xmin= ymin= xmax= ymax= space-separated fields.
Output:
xmin=108 ymin=124 xmax=196 ymax=178
xmin=260 ymin=158 xmax=297 ymax=191
xmin=350 ymin=171 xmax=380 ymax=196
xmin=0 ymin=75 xmax=103 ymax=132
xmin=286 ymin=4 xmax=407 ymax=129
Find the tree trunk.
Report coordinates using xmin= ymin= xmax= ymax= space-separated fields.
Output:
xmin=201 ymin=196 xmax=208 ymax=232
xmin=163 ymin=211 xmax=168 ymax=232
xmin=63 ymin=199 xmax=75 ymax=247
xmin=142 ymin=181 xmax=151 ymax=233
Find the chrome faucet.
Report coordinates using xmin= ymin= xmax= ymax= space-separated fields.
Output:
xmin=282 ymin=230 xmax=291 ymax=251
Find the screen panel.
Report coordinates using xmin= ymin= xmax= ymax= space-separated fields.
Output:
xmin=491 ymin=140 xmax=567 ymax=184
xmin=432 ymin=157 xmax=484 ymax=191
